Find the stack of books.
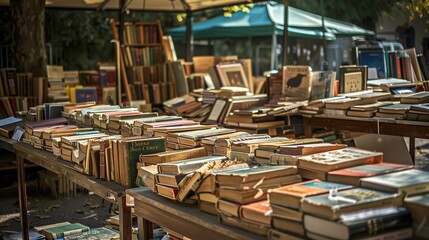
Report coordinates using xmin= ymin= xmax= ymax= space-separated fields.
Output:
xmin=253 ymin=138 xmax=325 ymax=165
xmin=405 ymin=103 xmax=429 ymax=121
xmin=302 ymin=190 xmax=408 ymax=239
xmin=297 ymin=147 xmax=383 ymax=181
xmin=154 ymin=155 xmax=228 ymax=201
xmin=267 ymin=180 xmax=352 ymax=239
xmin=215 ymin=165 xmax=301 ymax=236
xmin=375 ymin=103 xmax=412 ymax=119
xmin=23 ymin=117 xmax=69 ymax=148
xmin=212 ymin=133 xmax=270 ymax=158
xmin=267 ymin=142 xmax=346 ymax=166
xmin=229 ymin=137 xmax=296 ymax=163
xmin=131 ymin=115 xmax=183 ymax=136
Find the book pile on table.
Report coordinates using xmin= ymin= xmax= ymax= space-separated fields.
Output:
xmin=163 ymin=94 xmax=211 ymax=122
xmin=215 ymin=165 xmax=302 ymax=236
xmin=253 ymin=138 xmax=324 ymax=165
xmin=229 ymin=137 xmax=298 ymax=163
xmin=153 ymin=155 xmax=234 ymax=202
xmin=212 ymin=132 xmax=270 ymax=158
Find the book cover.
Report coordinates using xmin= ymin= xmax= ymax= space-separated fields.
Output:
xmin=176 ymin=128 xmax=236 ymax=141
xmin=339 ymin=65 xmax=367 ymax=93
xmin=5 ymin=230 xmax=45 ymax=240
xmin=303 ymin=206 xmax=412 ymax=240
xmin=360 ymin=169 xmax=429 ymax=195
xmin=157 ymin=155 xmax=227 ymax=175
xmin=378 ymin=103 xmax=411 ymax=114
xmin=310 ymin=71 xmax=336 ymax=100
xmin=75 ymin=87 xmax=97 ymax=103
xmin=301 ymin=187 xmax=403 ymax=220
xmin=42 ymin=223 xmax=90 ymax=240
xmin=0 ymin=116 xmax=22 ymax=127
xmin=297 ymin=147 xmax=383 ymax=172
xmin=268 ymin=180 xmax=352 ymax=209
xmin=282 ymin=65 xmax=312 ymax=99
xmin=63 ymin=227 xmax=119 ymax=240
xmin=139 ymin=147 xmax=207 ymax=165
xmin=327 ymin=163 xmax=414 ymax=186
xmin=358 ymin=48 xmax=387 ymax=79
xmin=278 ymin=143 xmax=347 ymax=155
xmin=121 ymin=136 xmax=166 ymax=187
xmin=215 ymin=165 xmax=298 ymax=184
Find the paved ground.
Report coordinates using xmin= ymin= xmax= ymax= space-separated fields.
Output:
xmin=0 ymin=177 xmax=113 ymax=236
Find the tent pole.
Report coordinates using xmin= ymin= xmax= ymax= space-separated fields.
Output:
xmin=271 ymin=32 xmax=277 ymax=70
xmin=320 ymin=0 xmax=328 ymax=70
xmin=185 ymin=9 xmax=193 ymax=62
xmin=282 ymin=0 xmax=289 ymax=66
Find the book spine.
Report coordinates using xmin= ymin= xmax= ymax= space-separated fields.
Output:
xmin=347 ymin=211 xmax=412 ymax=238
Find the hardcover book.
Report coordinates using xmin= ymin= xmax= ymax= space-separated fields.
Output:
xmin=360 ymin=169 xmax=429 ymax=195
xmin=301 ymin=187 xmax=403 ymax=220
xmin=63 ymin=227 xmax=119 ymax=240
xmin=268 ymin=180 xmax=352 ymax=210
xmin=278 ymin=143 xmax=347 ymax=155
xmin=327 ymin=163 xmax=414 ymax=186
xmin=310 ymin=71 xmax=336 ymax=100
xmin=282 ymin=65 xmax=312 ymax=99
xmin=215 ymin=165 xmax=298 ymax=184
xmin=297 ymin=147 xmax=383 ymax=172
xmin=119 ymin=136 xmax=166 ymax=187
xmin=41 ymin=223 xmax=90 ymax=240
xmin=176 ymin=159 xmax=246 ymax=202
xmin=139 ymin=147 xmax=207 ymax=165
xmin=303 ymin=206 xmax=412 ymax=240
xmin=239 ymin=200 xmax=272 ymax=226
xmin=157 ymin=155 xmax=227 ymax=175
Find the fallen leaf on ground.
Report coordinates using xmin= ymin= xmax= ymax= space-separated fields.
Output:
xmin=47 ymin=204 xmax=61 ymax=211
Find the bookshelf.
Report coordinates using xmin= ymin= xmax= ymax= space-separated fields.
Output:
xmin=109 ymin=19 xmax=176 ymax=106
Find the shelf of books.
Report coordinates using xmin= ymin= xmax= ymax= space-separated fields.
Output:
xmin=110 ymin=19 xmax=177 ymax=107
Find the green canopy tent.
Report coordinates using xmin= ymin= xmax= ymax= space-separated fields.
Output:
xmin=167 ymin=1 xmax=374 ymax=69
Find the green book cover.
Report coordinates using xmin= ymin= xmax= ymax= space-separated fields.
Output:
xmin=361 ymin=169 xmax=429 ymax=195
xmin=43 ymin=223 xmax=90 ymax=239
xmin=64 ymin=227 xmax=119 ymax=240
xmin=123 ymin=137 xmax=166 ymax=188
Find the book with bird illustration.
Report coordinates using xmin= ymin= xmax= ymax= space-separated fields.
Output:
xmin=282 ymin=65 xmax=312 ymax=99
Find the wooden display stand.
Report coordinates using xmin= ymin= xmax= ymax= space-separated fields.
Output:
xmin=109 ymin=19 xmax=174 ymax=106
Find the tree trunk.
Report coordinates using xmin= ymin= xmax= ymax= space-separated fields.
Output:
xmin=10 ymin=0 xmax=47 ymax=78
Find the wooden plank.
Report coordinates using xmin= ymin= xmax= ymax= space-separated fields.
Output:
xmin=128 ymin=188 xmax=266 ymax=240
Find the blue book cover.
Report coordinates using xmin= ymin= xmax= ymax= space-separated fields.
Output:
xmin=0 ymin=116 xmax=22 ymax=127
xmin=75 ymin=87 xmax=98 ymax=103
xmin=358 ymin=49 xmax=387 ymax=79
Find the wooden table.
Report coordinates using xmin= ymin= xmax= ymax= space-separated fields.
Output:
xmin=14 ymin=142 xmax=132 ymax=240
xmin=303 ymin=114 xmax=429 ymax=163
xmin=127 ymin=188 xmax=267 ymax=240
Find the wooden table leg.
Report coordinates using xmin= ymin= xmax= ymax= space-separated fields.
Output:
xmin=143 ymin=218 xmax=153 ymax=240
xmin=17 ymin=155 xmax=29 ymax=240
xmin=118 ymin=195 xmax=132 ymax=240
xmin=410 ymin=137 xmax=415 ymax=165
xmin=303 ymin=118 xmax=314 ymax=138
